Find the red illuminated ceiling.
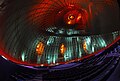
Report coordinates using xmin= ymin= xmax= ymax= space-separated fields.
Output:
xmin=28 ymin=0 xmax=115 ymax=30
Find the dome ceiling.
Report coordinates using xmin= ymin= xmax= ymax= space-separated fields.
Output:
xmin=0 ymin=0 xmax=120 ymax=66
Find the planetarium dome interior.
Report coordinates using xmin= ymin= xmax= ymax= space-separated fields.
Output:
xmin=0 ymin=0 xmax=120 ymax=81
xmin=0 ymin=0 xmax=120 ymax=66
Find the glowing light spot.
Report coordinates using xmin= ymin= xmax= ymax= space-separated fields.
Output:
xmin=21 ymin=52 xmax=25 ymax=61
xmin=69 ymin=15 xmax=75 ymax=20
xmin=77 ymin=14 xmax=82 ymax=21
xmin=41 ymin=64 xmax=44 ymax=66
xmin=68 ymin=21 xmax=72 ymax=24
xmin=83 ymin=42 xmax=86 ymax=49
xmin=60 ymin=44 xmax=66 ymax=55
xmin=83 ymin=41 xmax=88 ymax=53
xmin=36 ymin=42 xmax=44 ymax=55
xmin=1 ymin=56 xmax=8 ymax=60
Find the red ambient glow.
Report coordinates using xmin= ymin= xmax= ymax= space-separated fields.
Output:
xmin=27 ymin=0 xmax=115 ymax=30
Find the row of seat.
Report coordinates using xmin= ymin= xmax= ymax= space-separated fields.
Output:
xmin=9 ymin=45 xmax=120 ymax=81
xmin=43 ymin=46 xmax=120 ymax=81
